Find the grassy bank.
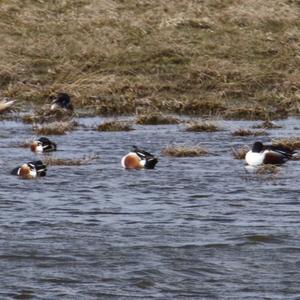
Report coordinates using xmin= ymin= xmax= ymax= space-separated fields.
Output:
xmin=0 ymin=0 xmax=299 ymax=119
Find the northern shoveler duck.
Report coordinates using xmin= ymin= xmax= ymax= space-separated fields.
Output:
xmin=11 ymin=160 xmax=47 ymax=179
xmin=245 ymin=141 xmax=295 ymax=166
xmin=31 ymin=137 xmax=57 ymax=153
xmin=0 ymin=99 xmax=15 ymax=113
xmin=121 ymin=146 xmax=158 ymax=169
xmin=51 ymin=93 xmax=73 ymax=111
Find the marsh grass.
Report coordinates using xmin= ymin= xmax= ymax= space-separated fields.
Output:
xmin=232 ymin=129 xmax=267 ymax=136
xmin=22 ymin=107 xmax=75 ymax=124
xmin=252 ymin=120 xmax=282 ymax=129
xmin=44 ymin=154 xmax=97 ymax=166
xmin=136 ymin=113 xmax=180 ymax=125
xmin=256 ymin=164 xmax=279 ymax=175
xmin=185 ymin=121 xmax=220 ymax=132
xmin=272 ymin=137 xmax=300 ymax=150
xmin=96 ymin=120 xmax=134 ymax=131
xmin=231 ymin=146 xmax=249 ymax=160
xmin=161 ymin=145 xmax=208 ymax=157
xmin=33 ymin=121 xmax=75 ymax=135
xmin=0 ymin=0 xmax=299 ymax=118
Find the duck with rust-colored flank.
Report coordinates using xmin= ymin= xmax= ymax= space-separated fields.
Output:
xmin=121 ymin=146 xmax=158 ymax=169
xmin=31 ymin=137 xmax=57 ymax=153
xmin=245 ymin=141 xmax=296 ymax=166
xmin=51 ymin=93 xmax=73 ymax=111
xmin=11 ymin=160 xmax=47 ymax=179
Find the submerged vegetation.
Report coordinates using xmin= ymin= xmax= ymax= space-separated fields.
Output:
xmin=232 ymin=129 xmax=267 ymax=137
xmin=231 ymin=146 xmax=249 ymax=160
xmin=0 ymin=0 xmax=299 ymax=118
xmin=162 ymin=145 xmax=208 ymax=157
xmin=185 ymin=121 xmax=220 ymax=132
xmin=272 ymin=137 xmax=300 ymax=150
xmin=96 ymin=120 xmax=134 ymax=131
xmin=135 ymin=113 xmax=180 ymax=125
xmin=33 ymin=121 xmax=75 ymax=135
xmin=44 ymin=155 xmax=97 ymax=166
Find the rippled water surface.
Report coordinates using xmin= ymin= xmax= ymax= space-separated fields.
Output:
xmin=1 ymin=117 xmax=300 ymax=299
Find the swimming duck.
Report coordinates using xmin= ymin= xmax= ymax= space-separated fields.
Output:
xmin=51 ymin=93 xmax=73 ymax=111
xmin=245 ymin=141 xmax=295 ymax=166
xmin=121 ymin=146 xmax=158 ymax=169
xmin=0 ymin=99 xmax=15 ymax=113
xmin=31 ymin=137 xmax=57 ymax=153
xmin=11 ymin=160 xmax=47 ymax=179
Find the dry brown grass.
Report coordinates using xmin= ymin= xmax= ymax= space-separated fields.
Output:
xmin=44 ymin=154 xmax=97 ymax=166
xmin=96 ymin=120 xmax=134 ymax=131
xmin=185 ymin=121 xmax=220 ymax=132
xmin=33 ymin=121 xmax=75 ymax=135
xmin=232 ymin=129 xmax=267 ymax=136
xmin=136 ymin=113 xmax=180 ymax=125
xmin=231 ymin=146 xmax=249 ymax=160
xmin=0 ymin=0 xmax=299 ymax=118
xmin=161 ymin=145 xmax=208 ymax=157
xmin=272 ymin=137 xmax=300 ymax=150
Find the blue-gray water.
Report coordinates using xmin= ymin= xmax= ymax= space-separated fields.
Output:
xmin=0 ymin=117 xmax=300 ymax=299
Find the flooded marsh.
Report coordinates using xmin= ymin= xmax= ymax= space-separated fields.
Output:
xmin=0 ymin=116 xmax=300 ymax=299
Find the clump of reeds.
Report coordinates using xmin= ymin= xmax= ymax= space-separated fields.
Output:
xmin=136 ymin=113 xmax=180 ymax=125
xmin=22 ymin=106 xmax=74 ymax=124
xmin=96 ymin=120 xmax=134 ymax=131
xmin=185 ymin=121 xmax=220 ymax=132
xmin=256 ymin=164 xmax=279 ymax=175
xmin=44 ymin=154 xmax=98 ymax=166
xmin=272 ymin=137 xmax=300 ymax=150
xmin=232 ymin=129 xmax=267 ymax=136
xmin=33 ymin=121 xmax=75 ymax=135
xmin=252 ymin=120 xmax=282 ymax=129
xmin=161 ymin=145 xmax=208 ymax=157
xmin=231 ymin=146 xmax=249 ymax=160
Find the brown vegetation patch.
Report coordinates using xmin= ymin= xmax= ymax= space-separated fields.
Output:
xmin=232 ymin=129 xmax=267 ymax=136
xmin=33 ymin=121 xmax=75 ymax=135
xmin=252 ymin=120 xmax=282 ymax=129
xmin=272 ymin=137 xmax=300 ymax=150
xmin=96 ymin=120 xmax=134 ymax=131
xmin=231 ymin=146 xmax=249 ymax=160
xmin=44 ymin=155 xmax=97 ymax=166
xmin=185 ymin=121 xmax=220 ymax=132
xmin=22 ymin=107 xmax=75 ymax=124
xmin=161 ymin=145 xmax=208 ymax=157
xmin=136 ymin=113 xmax=180 ymax=125
xmin=256 ymin=164 xmax=279 ymax=175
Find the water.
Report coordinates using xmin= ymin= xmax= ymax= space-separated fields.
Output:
xmin=0 ymin=117 xmax=300 ymax=299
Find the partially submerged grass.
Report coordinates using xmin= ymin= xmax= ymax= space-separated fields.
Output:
xmin=161 ymin=145 xmax=208 ymax=157
xmin=231 ymin=146 xmax=249 ymax=160
xmin=232 ymin=129 xmax=267 ymax=136
xmin=96 ymin=120 xmax=134 ymax=131
xmin=44 ymin=154 xmax=97 ymax=166
xmin=185 ymin=121 xmax=220 ymax=132
xmin=33 ymin=121 xmax=75 ymax=135
xmin=22 ymin=107 xmax=75 ymax=124
xmin=136 ymin=113 xmax=180 ymax=125
xmin=252 ymin=120 xmax=282 ymax=129
xmin=0 ymin=0 xmax=299 ymax=118
xmin=272 ymin=137 xmax=300 ymax=150
xmin=256 ymin=164 xmax=280 ymax=175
